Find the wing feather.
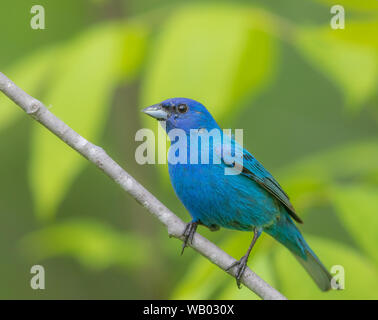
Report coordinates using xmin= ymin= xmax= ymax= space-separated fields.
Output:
xmin=241 ymin=152 xmax=303 ymax=223
xmin=216 ymin=142 xmax=303 ymax=224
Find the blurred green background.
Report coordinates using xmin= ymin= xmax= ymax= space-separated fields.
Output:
xmin=0 ymin=0 xmax=377 ymax=299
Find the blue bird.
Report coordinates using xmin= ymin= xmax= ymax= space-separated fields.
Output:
xmin=143 ymin=98 xmax=332 ymax=291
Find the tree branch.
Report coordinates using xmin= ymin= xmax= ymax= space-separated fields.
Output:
xmin=0 ymin=71 xmax=287 ymax=300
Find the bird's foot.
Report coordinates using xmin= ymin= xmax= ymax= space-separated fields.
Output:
xmin=226 ymin=254 xmax=249 ymax=289
xmin=181 ymin=221 xmax=198 ymax=255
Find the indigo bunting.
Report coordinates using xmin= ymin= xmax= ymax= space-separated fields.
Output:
xmin=143 ymin=98 xmax=332 ymax=291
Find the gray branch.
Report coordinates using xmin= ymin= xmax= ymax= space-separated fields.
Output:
xmin=0 ymin=71 xmax=287 ymax=300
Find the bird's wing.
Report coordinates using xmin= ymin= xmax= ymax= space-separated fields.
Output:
xmin=215 ymin=141 xmax=303 ymax=224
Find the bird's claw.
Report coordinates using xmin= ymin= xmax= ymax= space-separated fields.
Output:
xmin=226 ymin=255 xmax=249 ymax=289
xmin=181 ymin=221 xmax=197 ymax=255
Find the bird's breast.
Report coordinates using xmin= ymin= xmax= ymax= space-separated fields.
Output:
xmin=168 ymin=159 xmax=278 ymax=230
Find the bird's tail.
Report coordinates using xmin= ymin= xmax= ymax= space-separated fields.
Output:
xmin=265 ymin=213 xmax=332 ymax=291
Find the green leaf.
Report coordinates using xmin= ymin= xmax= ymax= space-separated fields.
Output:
xmin=171 ymin=255 xmax=226 ymax=300
xmin=325 ymin=21 xmax=378 ymax=49
xmin=315 ymin=0 xmax=378 ymax=13
xmin=295 ymin=24 xmax=378 ymax=108
xmin=0 ymin=46 xmax=59 ymax=131
xmin=20 ymin=218 xmax=150 ymax=270
xmin=141 ymin=4 xmax=275 ymax=120
xmin=330 ymin=185 xmax=378 ymax=266
xmin=280 ymin=140 xmax=378 ymax=210
xmin=29 ymin=22 xmax=147 ymax=220
xmin=274 ymin=235 xmax=378 ymax=299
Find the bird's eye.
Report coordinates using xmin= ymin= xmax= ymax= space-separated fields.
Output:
xmin=177 ymin=104 xmax=188 ymax=114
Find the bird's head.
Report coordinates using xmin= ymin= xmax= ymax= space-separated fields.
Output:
xmin=142 ymin=98 xmax=219 ymax=134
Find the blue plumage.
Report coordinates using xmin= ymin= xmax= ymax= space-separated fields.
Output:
xmin=143 ymin=97 xmax=332 ymax=291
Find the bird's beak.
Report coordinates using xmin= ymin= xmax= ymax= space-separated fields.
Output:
xmin=142 ymin=104 xmax=168 ymax=121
